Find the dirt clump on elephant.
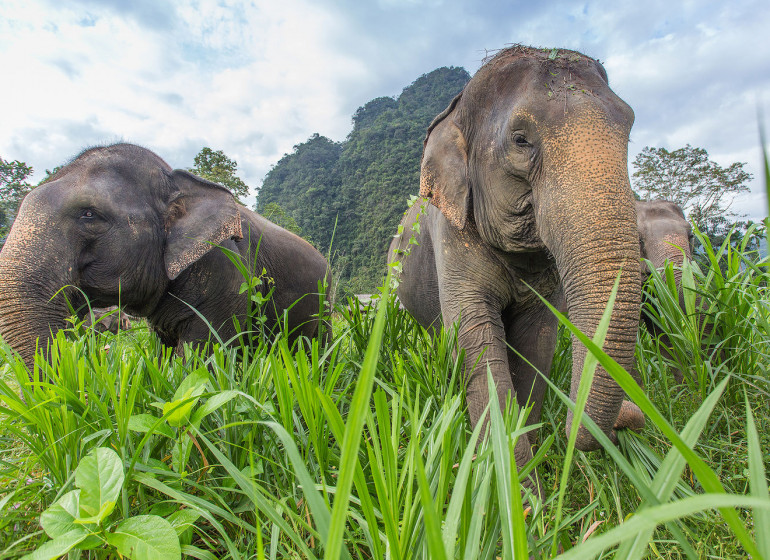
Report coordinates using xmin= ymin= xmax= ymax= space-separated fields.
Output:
xmin=389 ymin=45 xmax=645 ymax=497
xmin=0 ymin=143 xmax=330 ymax=369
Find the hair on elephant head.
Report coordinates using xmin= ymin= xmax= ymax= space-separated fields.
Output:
xmin=390 ymin=45 xmax=644 ymax=496
xmin=0 ymin=143 xmax=330 ymax=369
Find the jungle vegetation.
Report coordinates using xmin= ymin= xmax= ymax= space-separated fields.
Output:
xmin=256 ymin=66 xmax=471 ymax=294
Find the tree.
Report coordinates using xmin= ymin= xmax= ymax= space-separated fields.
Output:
xmin=189 ymin=147 xmax=250 ymax=201
xmin=41 ymin=165 xmax=63 ymax=184
xmin=261 ymin=202 xmax=304 ymax=238
xmin=1 ymin=156 xmax=34 ymax=242
xmin=632 ymin=144 xmax=752 ymax=240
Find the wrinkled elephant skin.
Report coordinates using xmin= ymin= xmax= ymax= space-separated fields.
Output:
xmin=0 ymin=143 xmax=329 ymax=368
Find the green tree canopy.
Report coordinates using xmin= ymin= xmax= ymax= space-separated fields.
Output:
xmin=261 ymin=202 xmax=304 ymax=237
xmin=1 ymin=156 xmax=34 ymax=242
xmin=189 ymin=147 xmax=250 ymax=201
xmin=632 ymin=144 xmax=753 ymax=239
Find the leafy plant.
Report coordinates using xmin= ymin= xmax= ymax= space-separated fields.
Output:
xmin=24 ymin=447 xmax=181 ymax=560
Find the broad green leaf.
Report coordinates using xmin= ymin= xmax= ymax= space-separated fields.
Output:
xmin=128 ymin=414 xmax=175 ymax=439
xmin=106 ymin=515 xmax=181 ymax=560
xmin=75 ymin=447 xmax=124 ymax=522
xmin=20 ymin=529 xmax=89 ymax=560
xmin=167 ymin=509 xmax=201 ymax=537
xmin=40 ymin=490 xmax=83 ymax=538
xmin=75 ymin=501 xmax=119 ymax=525
xmin=164 ymin=368 xmax=210 ymax=427
xmin=163 ymin=396 xmax=198 ymax=428
xmin=189 ymin=390 xmax=239 ymax=427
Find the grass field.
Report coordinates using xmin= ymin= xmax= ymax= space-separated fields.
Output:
xmin=0 ymin=224 xmax=769 ymax=559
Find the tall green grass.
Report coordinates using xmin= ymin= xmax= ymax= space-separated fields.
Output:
xmin=0 ymin=234 xmax=769 ymax=558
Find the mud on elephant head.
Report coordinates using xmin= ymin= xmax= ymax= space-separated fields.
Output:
xmin=390 ymin=45 xmax=645 ymax=477
xmin=0 ymin=143 xmax=330 ymax=368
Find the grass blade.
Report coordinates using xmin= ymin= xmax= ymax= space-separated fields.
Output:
xmin=324 ymin=275 xmax=392 ymax=560
xmin=558 ymin=495 xmax=770 ymax=560
xmin=533 ymin=283 xmax=764 ymax=558
xmin=746 ymin=394 xmax=770 ymax=559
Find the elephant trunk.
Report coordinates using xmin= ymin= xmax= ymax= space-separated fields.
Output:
xmin=0 ymin=195 xmax=73 ymax=370
xmin=537 ymin=121 xmax=642 ymax=451
xmin=646 ymin=237 xmax=689 ymax=309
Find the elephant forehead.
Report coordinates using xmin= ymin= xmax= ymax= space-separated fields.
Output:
xmin=541 ymin=107 xmax=631 ymax=175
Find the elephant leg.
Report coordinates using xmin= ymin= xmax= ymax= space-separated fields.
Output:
xmin=450 ymin=303 xmax=514 ymax=428
xmin=500 ymin=301 xmax=559 ymax=503
xmin=447 ymin=299 xmax=542 ymax=500
xmin=504 ymin=300 xmax=560 ymax=445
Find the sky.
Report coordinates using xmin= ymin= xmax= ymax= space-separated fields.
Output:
xmin=1 ymin=0 xmax=769 ymax=219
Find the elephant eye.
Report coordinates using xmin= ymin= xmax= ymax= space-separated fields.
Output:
xmin=513 ymin=134 xmax=531 ymax=148
xmin=79 ymin=208 xmax=104 ymax=223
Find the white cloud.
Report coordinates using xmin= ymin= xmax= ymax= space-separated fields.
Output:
xmin=1 ymin=0 xmax=769 ymax=216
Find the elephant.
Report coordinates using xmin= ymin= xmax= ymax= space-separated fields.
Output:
xmin=0 ymin=143 xmax=329 ymax=369
xmin=636 ymin=199 xmax=699 ymax=382
xmin=388 ymin=46 xmax=645 ymax=491
xmin=637 ymin=199 xmax=693 ymax=289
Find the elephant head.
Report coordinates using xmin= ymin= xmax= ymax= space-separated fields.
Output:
xmin=419 ymin=46 xmax=642 ymax=450
xmin=636 ymin=199 xmax=693 ymax=284
xmin=0 ymin=143 xmax=242 ymax=368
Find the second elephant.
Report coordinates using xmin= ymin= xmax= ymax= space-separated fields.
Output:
xmin=636 ymin=199 xmax=704 ymax=382
xmin=0 ymin=143 xmax=330 ymax=368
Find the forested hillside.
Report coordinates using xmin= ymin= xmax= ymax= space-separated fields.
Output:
xmin=257 ymin=66 xmax=470 ymax=294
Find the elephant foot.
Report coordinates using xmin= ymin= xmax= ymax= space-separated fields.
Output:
xmin=613 ymin=399 xmax=645 ymax=432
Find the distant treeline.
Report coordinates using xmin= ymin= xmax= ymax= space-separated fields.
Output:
xmin=257 ymin=67 xmax=470 ymax=294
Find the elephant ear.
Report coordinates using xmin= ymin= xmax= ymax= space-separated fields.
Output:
xmin=419 ymin=110 xmax=470 ymax=230
xmin=164 ymin=170 xmax=243 ymax=280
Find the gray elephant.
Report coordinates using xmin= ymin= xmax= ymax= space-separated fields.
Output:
xmin=636 ymin=199 xmax=698 ymax=382
xmin=637 ymin=199 xmax=693 ymax=288
xmin=0 ymin=143 xmax=329 ymax=368
xmin=389 ymin=46 xmax=645 ymax=486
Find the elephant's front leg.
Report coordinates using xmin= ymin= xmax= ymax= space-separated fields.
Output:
xmin=449 ymin=299 xmax=514 ymax=426
xmin=442 ymin=293 xmax=538 ymax=481
xmin=504 ymin=298 xmax=561 ymax=444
